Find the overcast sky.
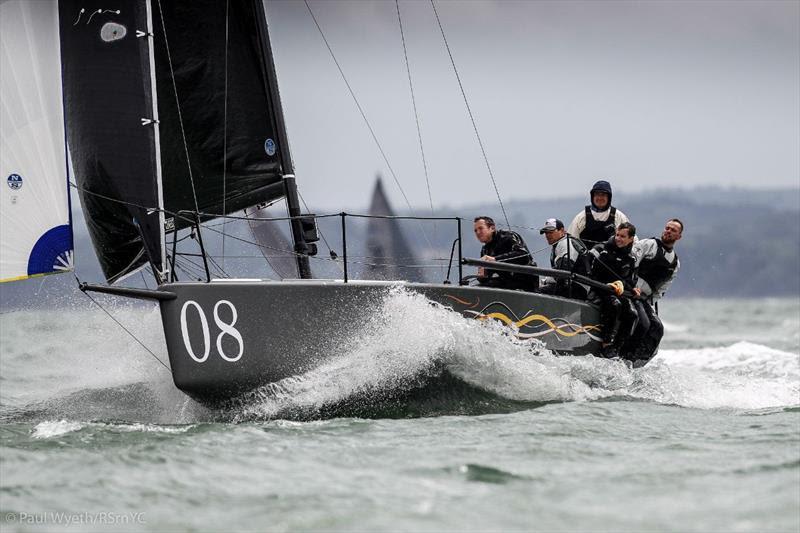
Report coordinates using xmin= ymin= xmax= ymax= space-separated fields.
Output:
xmin=264 ymin=0 xmax=799 ymax=211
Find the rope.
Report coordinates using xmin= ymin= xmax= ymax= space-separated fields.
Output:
xmin=75 ymin=275 xmax=171 ymax=372
xmin=430 ymin=0 xmax=510 ymax=229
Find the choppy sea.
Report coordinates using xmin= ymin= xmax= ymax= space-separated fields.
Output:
xmin=0 ymin=293 xmax=798 ymax=532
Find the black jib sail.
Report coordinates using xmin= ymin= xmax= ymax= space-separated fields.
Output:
xmin=152 ymin=0 xmax=292 ymax=230
xmin=59 ymin=0 xmax=165 ymax=283
xmin=59 ymin=0 xmax=293 ymax=283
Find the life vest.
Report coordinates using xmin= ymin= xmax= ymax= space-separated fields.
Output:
xmin=550 ymin=235 xmax=588 ymax=273
xmin=637 ymin=238 xmax=678 ymax=292
xmin=579 ymin=205 xmax=616 ymax=246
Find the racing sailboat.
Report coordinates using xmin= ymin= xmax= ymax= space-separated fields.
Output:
xmin=1 ymin=0 xmax=604 ymax=403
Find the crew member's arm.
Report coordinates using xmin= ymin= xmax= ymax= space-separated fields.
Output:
xmin=652 ymin=258 xmax=680 ymax=301
xmin=632 ymin=239 xmax=656 ymax=295
xmin=493 ymin=232 xmax=531 ymax=264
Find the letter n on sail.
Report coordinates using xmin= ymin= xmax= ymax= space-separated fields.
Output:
xmin=0 ymin=0 xmax=74 ymax=283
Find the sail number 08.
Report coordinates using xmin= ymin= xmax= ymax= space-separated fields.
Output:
xmin=179 ymin=300 xmax=244 ymax=362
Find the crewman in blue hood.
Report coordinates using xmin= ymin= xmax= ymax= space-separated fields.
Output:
xmin=567 ymin=180 xmax=631 ymax=246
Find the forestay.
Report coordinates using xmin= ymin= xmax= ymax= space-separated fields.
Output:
xmin=0 ymin=0 xmax=74 ymax=283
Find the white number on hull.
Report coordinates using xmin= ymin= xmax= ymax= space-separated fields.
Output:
xmin=214 ymin=300 xmax=243 ymax=362
xmin=179 ymin=300 xmax=243 ymax=362
xmin=180 ymin=301 xmax=210 ymax=362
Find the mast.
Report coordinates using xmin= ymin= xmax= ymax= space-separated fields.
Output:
xmin=253 ymin=1 xmax=313 ymax=279
xmin=145 ymin=0 xmax=167 ymax=283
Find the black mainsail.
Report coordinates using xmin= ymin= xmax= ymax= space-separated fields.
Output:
xmin=153 ymin=0 xmax=292 ymax=229
xmin=59 ymin=0 xmax=294 ymax=283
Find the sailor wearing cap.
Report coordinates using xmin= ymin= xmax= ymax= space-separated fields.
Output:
xmin=538 ymin=218 xmax=588 ymax=299
xmin=567 ymin=180 xmax=631 ymax=246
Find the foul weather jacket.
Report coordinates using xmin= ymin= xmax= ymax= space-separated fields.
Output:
xmin=588 ymin=237 xmax=638 ymax=290
xmin=479 ymin=229 xmax=538 ymax=290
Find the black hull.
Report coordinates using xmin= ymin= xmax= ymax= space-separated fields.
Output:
xmin=157 ymin=280 xmax=602 ymax=402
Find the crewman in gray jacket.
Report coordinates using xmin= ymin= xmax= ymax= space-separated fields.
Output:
xmin=538 ymin=218 xmax=588 ymax=299
xmin=624 ymin=218 xmax=683 ymax=362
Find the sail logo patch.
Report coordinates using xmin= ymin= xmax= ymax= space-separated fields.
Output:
xmin=100 ymin=22 xmax=127 ymax=42
xmin=264 ymin=138 xmax=276 ymax=156
xmin=7 ymin=174 xmax=22 ymax=190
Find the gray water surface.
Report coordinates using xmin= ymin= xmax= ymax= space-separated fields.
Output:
xmin=1 ymin=296 xmax=798 ymax=532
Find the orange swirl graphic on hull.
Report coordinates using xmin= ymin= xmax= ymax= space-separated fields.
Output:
xmin=444 ymin=295 xmax=480 ymax=308
xmin=476 ymin=312 xmax=601 ymax=338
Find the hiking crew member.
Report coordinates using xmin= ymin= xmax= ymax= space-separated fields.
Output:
xmin=587 ymin=222 xmax=640 ymax=356
xmin=473 ymin=216 xmax=538 ymax=291
xmin=538 ymin=218 xmax=588 ymax=300
xmin=624 ymin=219 xmax=683 ymax=362
xmin=567 ymin=180 xmax=631 ymax=247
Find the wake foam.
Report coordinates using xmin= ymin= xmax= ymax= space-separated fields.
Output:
xmin=30 ymin=419 xmax=196 ymax=439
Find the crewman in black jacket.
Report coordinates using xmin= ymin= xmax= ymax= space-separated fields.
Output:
xmin=587 ymin=221 xmax=641 ymax=356
xmin=473 ymin=216 xmax=538 ymax=291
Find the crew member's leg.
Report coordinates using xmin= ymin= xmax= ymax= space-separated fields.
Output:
xmin=613 ymin=298 xmax=639 ymax=356
xmin=592 ymin=292 xmax=622 ymax=354
xmin=622 ymin=300 xmax=650 ymax=358
xmin=639 ymin=302 xmax=664 ymax=360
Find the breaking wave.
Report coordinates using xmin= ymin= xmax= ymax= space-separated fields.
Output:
xmin=228 ymin=289 xmax=800 ymax=420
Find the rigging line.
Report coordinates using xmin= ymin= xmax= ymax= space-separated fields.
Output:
xmin=75 ymin=276 xmax=170 ymax=372
xmin=221 ymin=0 xmax=230 ymax=269
xmin=302 ymin=1 xmax=410 ymax=211
xmin=69 ymin=181 xmax=199 ymax=229
xmin=175 ymin=247 xmax=227 ymax=279
xmin=155 ymin=0 xmax=200 ymax=214
xmin=302 ymin=0 xmax=436 ymax=254
xmin=198 ymin=222 xmax=344 ymax=265
xmin=206 ymin=253 xmax=230 ymax=279
xmin=396 ymin=0 xmax=442 ymax=279
xmin=396 ymin=0 xmax=434 ymax=219
xmin=430 ymin=0 xmax=510 ymax=229
xmin=174 ymin=257 xmax=205 ymax=278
